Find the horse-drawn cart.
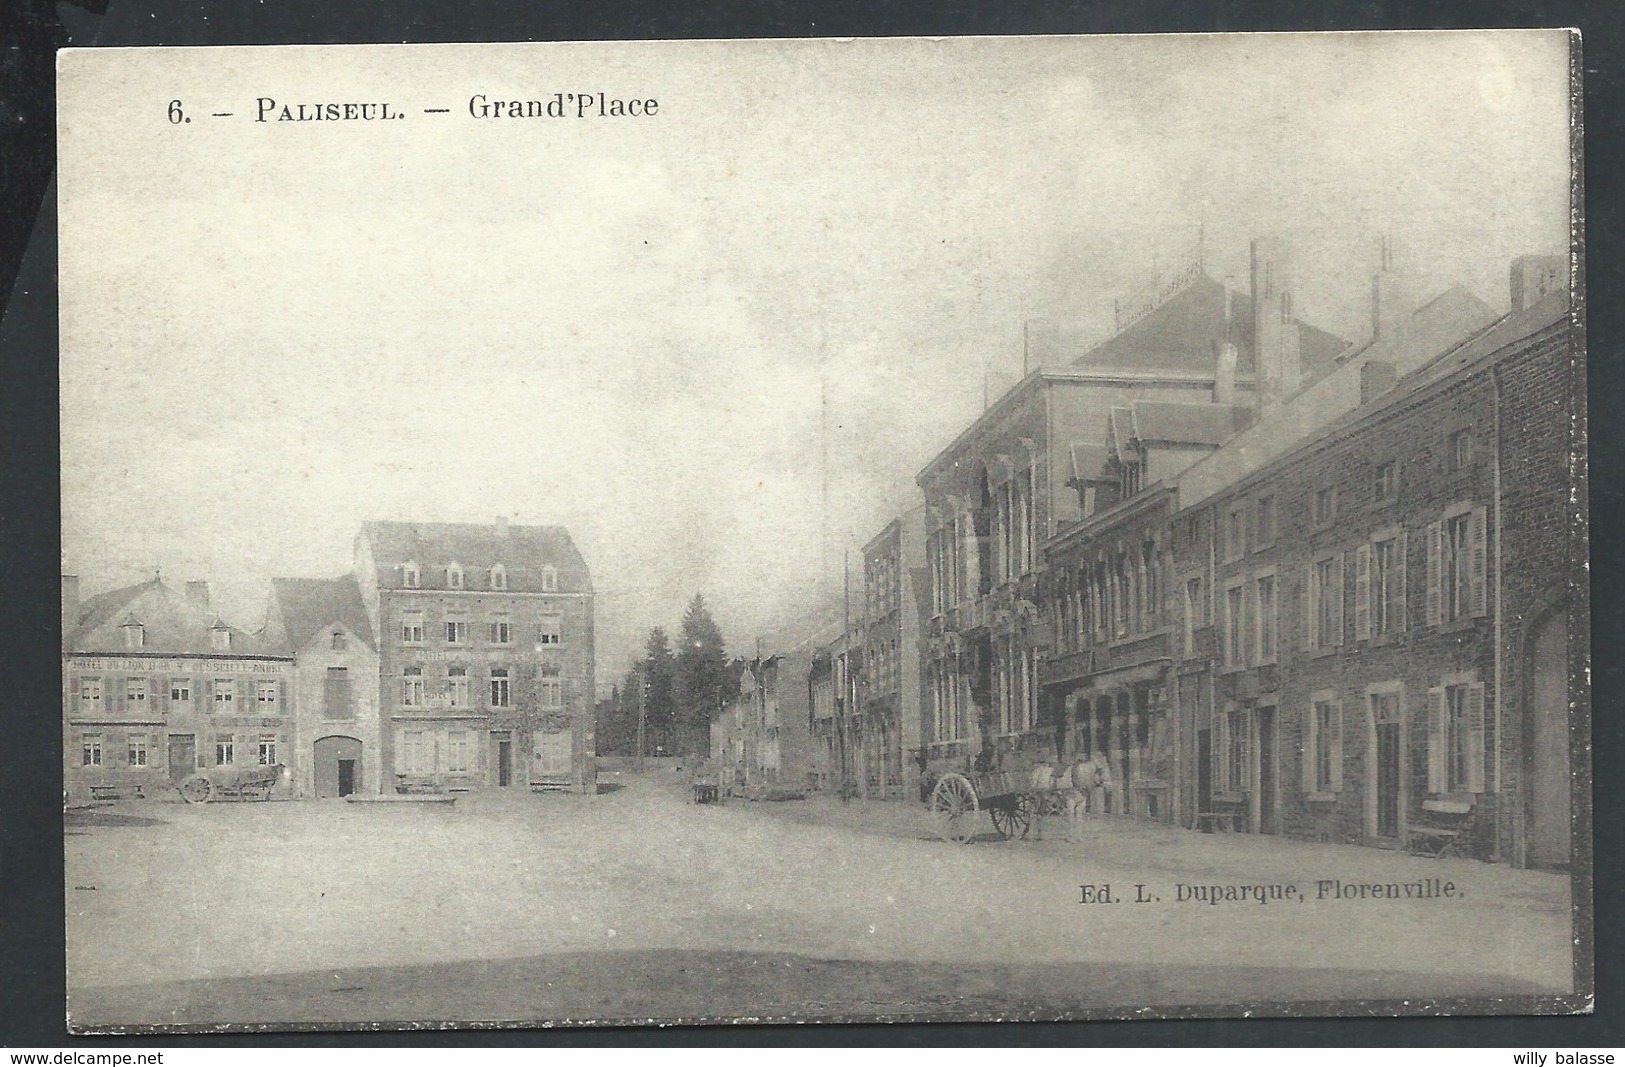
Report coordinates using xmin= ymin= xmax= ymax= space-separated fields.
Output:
xmin=928 ymin=765 xmax=1079 ymax=843
xmin=178 ymin=763 xmax=285 ymax=804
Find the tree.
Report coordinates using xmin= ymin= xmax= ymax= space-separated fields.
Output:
xmin=675 ymin=594 xmax=730 ymax=759
xmin=642 ymin=627 xmax=677 ymax=755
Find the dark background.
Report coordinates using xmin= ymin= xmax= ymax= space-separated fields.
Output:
xmin=1 ymin=0 xmax=1618 ymax=1048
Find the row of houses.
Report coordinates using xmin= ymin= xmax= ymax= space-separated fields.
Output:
xmin=63 ymin=519 xmax=597 ymax=800
xmin=718 ymin=239 xmax=1582 ymax=869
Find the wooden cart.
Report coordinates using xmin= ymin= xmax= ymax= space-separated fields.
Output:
xmin=928 ymin=767 xmax=1071 ymax=843
xmin=178 ymin=763 xmax=284 ymax=804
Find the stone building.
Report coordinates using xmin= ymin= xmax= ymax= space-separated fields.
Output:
xmin=854 ymin=508 xmax=930 ymax=799
xmin=354 ymin=518 xmax=597 ymax=793
xmin=1161 ymin=256 xmax=1575 ymax=866
xmin=62 ymin=577 xmax=292 ymax=801
xmin=262 ymin=576 xmax=381 ymax=797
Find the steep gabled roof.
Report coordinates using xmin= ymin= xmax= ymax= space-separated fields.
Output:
xmin=1068 ymin=442 xmax=1113 ymax=484
xmin=269 ymin=575 xmax=376 ymax=653
xmin=1131 ymin=401 xmax=1251 ymax=446
xmin=65 ymin=579 xmax=278 ymax=657
xmin=1068 ymin=274 xmax=1351 ymax=376
xmin=360 ymin=520 xmax=592 ymax=594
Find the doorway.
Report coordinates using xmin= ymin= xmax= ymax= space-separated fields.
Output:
xmin=1256 ymin=706 xmax=1277 ymax=834
xmin=168 ymin=734 xmax=195 ymax=784
xmin=1370 ymin=689 xmax=1403 ymax=841
xmin=313 ymin=735 xmax=363 ymax=798
xmin=1528 ymin=612 xmax=1571 ymax=867
xmin=497 ymin=738 xmax=513 ymax=787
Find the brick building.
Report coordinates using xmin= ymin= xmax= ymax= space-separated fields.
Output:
xmin=854 ymin=509 xmax=930 ymax=799
xmin=354 ymin=519 xmax=597 ymax=794
xmin=63 ymin=577 xmax=292 ymax=801
xmin=1160 ymin=256 xmax=1575 ymax=865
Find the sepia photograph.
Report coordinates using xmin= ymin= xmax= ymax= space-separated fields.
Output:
xmin=56 ymin=31 xmax=1587 ymax=1030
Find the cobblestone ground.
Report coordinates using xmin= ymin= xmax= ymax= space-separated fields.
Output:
xmin=65 ymin=770 xmax=1576 ymax=1028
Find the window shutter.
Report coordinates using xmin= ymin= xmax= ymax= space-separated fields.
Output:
xmin=1329 ymin=700 xmax=1344 ymax=793
xmin=69 ymin=675 xmax=79 ymax=697
xmin=1396 ymin=528 xmax=1408 ymax=633
xmin=113 ymin=678 xmax=126 ymax=715
xmin=1426 ymin=686 xmax=1446 ymax=794
xmin=1332 ymin=554 xmax=1345 ymax=647
xmin=1426 ymin=521 xmax=1443 ymax=626
xmin=1470 ymin=506 xmax=1488 ymax=618
xmin=199 ymin=677 xmax=211 ymax=709
xmin=1212 ymin=712 xmax=1226 ymax=794
xmin=1305 ymin=565 xmax=1319 ymax=651
xmin=1355 ymin=544 xmax=1372 ymax=642
xmin=146 ymin=677 xmax=157 ymax=712
xmin=278 ymin=678 xmax=288 ymax=717
xmin=1300 ymin=701 xmax=1315 ymax=793
xmin=1466 ymin=682 xmax=1486 ymax=793
xmin=152 ymin=676 xmax=166 ymax=714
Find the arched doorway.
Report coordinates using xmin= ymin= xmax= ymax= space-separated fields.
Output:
xmin=1527 ymin=611 xmax=1570 ymax=868
xmin=314 ymin=735 xmax=363 ymax=798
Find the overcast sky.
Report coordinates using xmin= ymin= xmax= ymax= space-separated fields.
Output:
xmin=58 ymin=32 xmax=1573 ymax=684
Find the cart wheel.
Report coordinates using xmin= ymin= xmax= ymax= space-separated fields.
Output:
xmin=990 ymin=795 xmax=1034 ymax=840
xmin=929 ymin=773 xmax=978 ymax=844
xmin=179 ymin=776 xmax=213 ymax=804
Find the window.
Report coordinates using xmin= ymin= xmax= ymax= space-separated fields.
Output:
xmin=210 ymin=627 xmax=232 ymax=651
xmin=540 ymin=566 xmax=559 ymax=592
xmin=123 ymin=622 xmax=145 ymax=649
xmin=1224 ymin=506 xmax=1247 ymax=562
xmin=1450 ymin=427 xmax=1475 ymax=471
xmin=1442 ymin=512 xmax=1473 ymax=622
xmin=445 ymin=619 xmax=468 ymax=644
xmin=324 ymin=667 xmax=351 ymax=719
xmin=401 ymin=612 xmax=425 ymax=644
xmin=257 ymin=734 xmax=278 ymax=766
xmin=490 ymin=668 xmax=511 ymax=707
xmin=490 ymin=565 xmax=507 ymax=590
xmin=1222 ymin=581 xmax=1246 ymax=670
xmin=215 ymin=735 xmax=235 ymax=766
xmin=447 ymin=563 xmax=464 ymax=590
xmin=1308 ymin=554 xmax=1344 ymax=650
xmin=170 ymin=678 xmax=190 ymax=707
xmin=1313 ymin=486 xmax=1338 ymax=525
xmin=81 ymin=733 xmax=103 ymax=767
xmin=489 ymin=619 xmax=512 ymax=645
xmin=445 ymin=730 xmax=474 ymax=773
xmin=402 ymin=666 xmax=425 ymax=706
xmin=539 ymin=678 xmax=563 ymax=707
xmin=1225 ymin=709 xmax=1250 ymax=793
xmin=213 ymin=679 xmax=235 ymax=709
xmin=1373 ymin=461 xmax=1398 ymax=504
xmin=1255 ymin=494 xmax=1277 ymax=549
xmin=1360 ymin=532 xmax=1407 ymax=639
xmin=403 ymin=561 xmax=420 ymax=588
xmin=256 ymin=681 xmax=279 ymax=714
xmin=1427 ymin=505 xmax=1487 ymax=626
xmin=399 ymin=730 xmax=430 ymax=775
xmin=1303 ymin=695 xmax=1342 ymax=795
xmin=331 ymin=630 xmax=348 ymax=651
xmin=126 ymin=678 xmax=148 ymax=708
xmin=447 ymin=666 xmax=470 ymax=707
xmin=1429 ymin=679 xmax=1485 ymax=793
xmin=128 ymin=733 xmax=149 ymax=768
xmin=79 ymin=677 xmax=102 ymax=712
xmin=1182 ymin=577 xmax=1204 ymax=657
xmin=1254 ymin=573 xmax=1278 ymax=665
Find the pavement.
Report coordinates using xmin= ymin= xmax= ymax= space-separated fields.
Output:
xmin=64 ymin=770 xmax=1578 ymax=1030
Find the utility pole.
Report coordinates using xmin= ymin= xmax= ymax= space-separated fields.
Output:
xmin=635 ymin=663 xmax=646 ymax=773
xmin=839 ymin=546 xmax=851 ymax=805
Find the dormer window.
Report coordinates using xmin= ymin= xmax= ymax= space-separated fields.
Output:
xmin=331 ymin=630 xmax=347 ymax=651
xmin=540 ymin=565 xmax=559 ymax=592
xmin=210 ymin=626 xmax=231 ymax=651
xmin=403 ymin=561 xmax=420 ymax=589
xmin=123 ymin=622 xmax=145 ymax=649
xmin=447 ymin=563 xmax=464 ymax=590
xmin=490 ymin=564 xmax=508 ymax=591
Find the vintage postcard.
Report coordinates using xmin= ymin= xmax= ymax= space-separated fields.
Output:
xmin=57 ymin=32 xmax=1587 ymax=1030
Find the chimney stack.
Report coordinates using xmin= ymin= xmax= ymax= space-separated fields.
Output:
xmin=62 ymin=575 xmax=80 ymax=643
xmin=185 ymin=580 xmax=210 ymax=610
xmin=1213 ymin=341 xmax=1238 ymax=405
xmin=1370 ymin=234 xmax=1413 ymax=341
xmin=1251 ymin=237 xmax=1302 ymax=412
xmin=1509 ymin=254 xmax=1564 ymax=311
